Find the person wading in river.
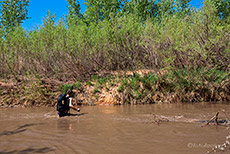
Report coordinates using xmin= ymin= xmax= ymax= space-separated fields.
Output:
xmin=57 ymin=89 xmax=80 ymax=117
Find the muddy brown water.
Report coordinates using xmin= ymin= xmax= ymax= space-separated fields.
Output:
xmin=0 ymin=103 xmax=230 ymax=154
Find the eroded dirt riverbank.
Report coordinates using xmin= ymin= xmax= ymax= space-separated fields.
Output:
xmin=1 ymin=70 xmax=230 ymax=107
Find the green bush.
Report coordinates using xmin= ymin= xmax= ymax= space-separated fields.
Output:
xmin=73 ymin=81 xmax=82 ymax=90
xmin=59 ymin=84 xmax=72 ymax=94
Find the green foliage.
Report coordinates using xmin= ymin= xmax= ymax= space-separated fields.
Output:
xmin=86 ymin=81 xmax=94 ymax=86
xmin=67 ymin=0 xmax=81 ymax=17
xmin=84 ymin=0 xmax=122 ymax=24
xmin=93 ymin=88 xmax=100 ymax=94
xmin=123 ymin=0 xmax=157 ymax=21
xmin=117 ymin=79 xmax=128 ymax=92
xmin=72 ymin=81 xmax=82 ymax=90
xmin=59 ymin=81 xmax=82 ymax=94
xmin=60 ymin=84 xmax=72 ymax=93
xmin=211 ymin=0 xmax=230 ymax=20
xmin=157 ymin=0 xmax=174 ymax=18
xmin=66 ymin=0 xmax=83 ymax=26
xmin=175 ymin=0 xmax=191 ymax=15
xmin=0 ymin=0 xmax=230 ymax=85
xmin=0 ymin=0 xmax=29 ymax=34
xmin=203 ymin=68 xmax=230 ymax=83
xmin=97 ymin=77 xmax=109 ymax=85
xmin=91 ymin=75 xmax=98 ymax=81
xmin=141 ymin=73 xmax=157 ymax=90
xmin=129 ymin=73 xmax=140 ymax=91
xmin=158 ymin=67 xmax=230 ymax=94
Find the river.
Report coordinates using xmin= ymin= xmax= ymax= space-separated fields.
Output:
xmin=0 ymin=103 xmax=230 ymax=154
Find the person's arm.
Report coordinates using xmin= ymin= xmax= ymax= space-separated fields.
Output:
xmin=69 ymin=98 xmax=80 ymax=112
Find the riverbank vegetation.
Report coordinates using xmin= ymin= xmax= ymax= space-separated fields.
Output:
xmin=0 ymin=0 xmax=230 ymax=107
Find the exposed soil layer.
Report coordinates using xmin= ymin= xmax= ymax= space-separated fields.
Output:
xmin=1 ymin=70 xmax=230 ymax=107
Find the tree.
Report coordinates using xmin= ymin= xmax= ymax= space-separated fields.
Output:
xmin=122 ymin=0 xmax=157 ymax=21
xmin=84 ymin=0 xmax=122 ymax=24
xmin=174 ymin=0 xmax=191 ymax=16
xmin=66 ymin=0 xmax=83 ymax=26
xmin=0 ymin=0 xmax=30 ymax=33
xmin=67 ymin=0 xmax=81 ymax=17
xmin=211 ymin=0 xmax=230 ymax=21
xmin=100 ymin=0 xmax=122 ymax=20
xmin=84 ymin=0 xmax=101 ymax=24
xmin=156 ymin=0 xmax=174 ymax=17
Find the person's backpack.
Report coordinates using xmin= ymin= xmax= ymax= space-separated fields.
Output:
xmin=56 ymin=94 xmax=69 ymax=112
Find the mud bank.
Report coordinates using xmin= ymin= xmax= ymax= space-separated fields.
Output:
xmin=1 ymin=70 xmax=230 ymax=107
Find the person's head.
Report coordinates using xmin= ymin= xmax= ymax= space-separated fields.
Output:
xmin=66 ymin=89 xmax=76 ymax=97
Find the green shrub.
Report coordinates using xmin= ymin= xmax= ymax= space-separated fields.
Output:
xmin=117 ymin=79 xmax=128 ymax=92
xmin=73 ymin=81 xmax=82 ymax=90
xmin=93 ymin=88 xmax=100 ymax=94
xmin=86 ymin=81 xmax=94 ymax=86
xmin=59 ymin=84 xmax=72 ymax=93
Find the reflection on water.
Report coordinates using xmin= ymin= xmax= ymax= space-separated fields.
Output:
xmin=0 ymin=103 xmax=230 ymax=154
xmin=56 ymin=113 xmax=88 ymax=131
xmin=57 ymin=119 xmax=73 ymax=131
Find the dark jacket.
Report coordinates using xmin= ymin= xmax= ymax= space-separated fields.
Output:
xmin=57 ymin=94 xmax=70 ymax=113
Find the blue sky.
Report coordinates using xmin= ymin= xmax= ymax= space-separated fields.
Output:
xmin=22 ymin=0 xmax=203 ymax=30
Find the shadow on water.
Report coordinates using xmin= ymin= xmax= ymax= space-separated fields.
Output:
xmin=17 ymin=124 xmax=39 ymax=130
xmin=0 ymin=147 xmax=55 ymax=154
xmin=68 ymin=112 xmax=88 ymax=117
xmin=0 ymin=123 xmax=42 ymax=137
xmin=0 ymin=129 xmax=27 ymax=136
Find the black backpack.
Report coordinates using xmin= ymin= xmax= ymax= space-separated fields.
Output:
xmin=56 ymin=94 xmax=69 ymax=112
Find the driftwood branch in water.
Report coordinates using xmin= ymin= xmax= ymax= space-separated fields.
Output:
xmin=150 ymin=111 xmax=229 ymax=126
xmin=202 ymin=112 xmax=219 ymax=127
xmin=222 ymin=110 xmax=230 ymax=125
xmin=151 ymin=114 xmax=170 ymax=125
